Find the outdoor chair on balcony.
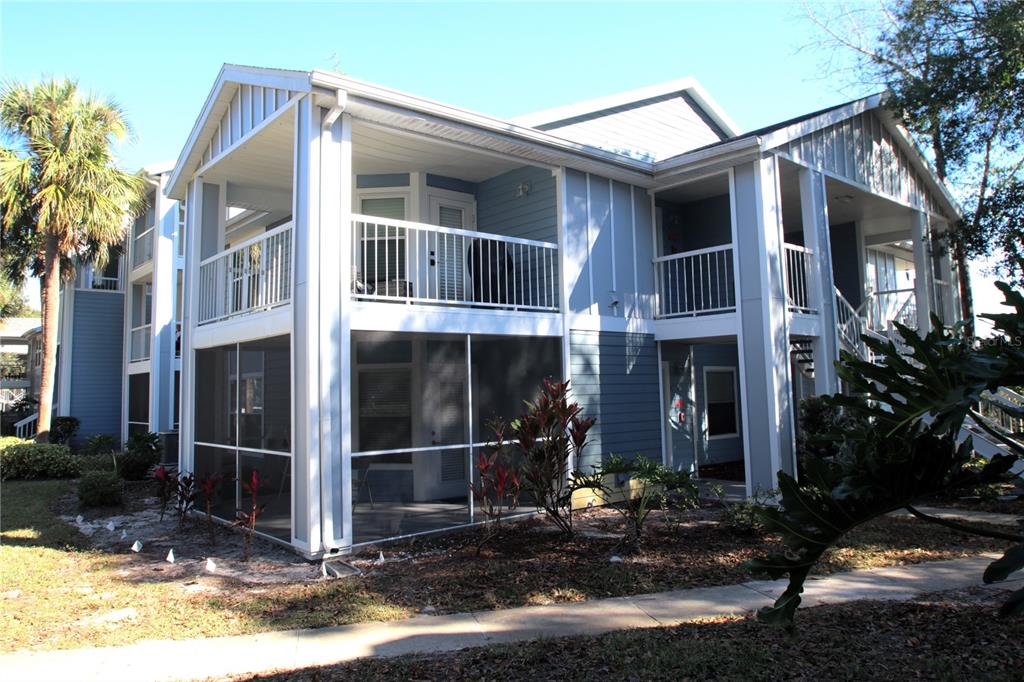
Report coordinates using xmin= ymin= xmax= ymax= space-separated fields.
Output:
xmin=467 ymin=239 xmax=514 ymax=305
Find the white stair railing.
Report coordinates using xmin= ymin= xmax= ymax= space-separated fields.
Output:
xmin=14 ymin=412 xmax=38 ymax=439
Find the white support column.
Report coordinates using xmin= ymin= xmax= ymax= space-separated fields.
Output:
xmin=291 ymin=95 xmax=320 ymax=554
xmin=912 ymin=210 xmax=933 ymax=331
xmin=320 ymin=108 xmax=352 ymax=551
xmin=734 ymin=155 xmax=796 ymax=493
xmin=798 ymin=168 xmax=839 ymax=395
xmin=934 ymin=220 xmax=956 ymax=325
xmin=149 ymin=180 xmax=177 ymax=433
xmin=179 ymin=179 xmax=200 ymax=472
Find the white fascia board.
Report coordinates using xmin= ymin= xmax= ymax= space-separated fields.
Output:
xmin=652 ymin=137 xmax=762 ymax=185
xmin=166 ymin=64 xmax=312 ymax=200
xmin=511 ymin=77 xmax=699 ymax=127
xmin=312 ymin=71 xmax=654 ymax=174
xmin=511 ymin=76 xmax=740 ymax=139
xmin=757 ymin=94 xmax=884 ymax=150
xmin=683 ymin=81 xmax=742 ymax=138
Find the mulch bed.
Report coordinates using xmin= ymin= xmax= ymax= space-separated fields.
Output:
xmin=336 ymin=506 xmax=1013 ymax=616
xmin=242 ymin=586 xmax=1024 ymax=681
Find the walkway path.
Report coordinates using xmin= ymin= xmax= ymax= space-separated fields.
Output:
xmin=2 ymin=551 xmax=1020 ymax=682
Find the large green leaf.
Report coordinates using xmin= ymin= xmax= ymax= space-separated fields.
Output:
xmin=745 ymin=283 xmax=1024 ymax=624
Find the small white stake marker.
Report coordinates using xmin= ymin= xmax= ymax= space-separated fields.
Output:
xmin=166 ymin=549 xmax=175 ymax=564
xmin=376 ymin=551 xmax=385 ymax=564
xmin=205 ymin=558 xmax=216 ymax=573
xmin=120 ymin=530 xmax=127 ymax=540
xmin=105 ymin=521 xmax=116 ymax=532
xmin=131 ymin=540 xmax=143 ymax=552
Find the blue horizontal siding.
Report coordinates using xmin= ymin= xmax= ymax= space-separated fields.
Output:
xmin=569 ymin=330 xmax=660 ymax=470
xmin=69 ymin=290 xmax=123 ymax=442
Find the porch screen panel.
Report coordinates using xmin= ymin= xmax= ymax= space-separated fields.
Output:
xmin=471 ymin=336 xmax=561 ymax=438
xmin=357 ymin=367 xmax=412 ymax=452
xmin=238 ymin=336 xmax=290 ymax=452
xmin=360 ymin=197 xmax=406 ymax=287
xmin=195 ymin=346 xmax=237 ymax=446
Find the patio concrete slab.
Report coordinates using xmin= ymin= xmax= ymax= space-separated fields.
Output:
xmin=0 ymin=553 xmax=1017 ymax=682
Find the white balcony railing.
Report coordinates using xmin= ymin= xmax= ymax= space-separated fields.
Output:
xmin=197 ymin=222 xmax=293 ymax=325
xmin=350 ymin=214 xmax=559 ymax=311
xmin=783 ymin=244 xmax=815 ymax=313
xmin=130 ymin=324 xmax=151 ymax=362
xmin=654 ymin=244 xmax=735 ymax=318
xmin=91 ymin=276 xmax=120 ymax=291
xmin=133 ymin=227 xmax=154 ymax=268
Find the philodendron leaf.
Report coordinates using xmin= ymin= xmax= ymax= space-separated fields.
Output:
xmin=983 ymin=544 xmax=1024 ymax=584
xmin=999 ymin=586 xmax=1024 ymax=617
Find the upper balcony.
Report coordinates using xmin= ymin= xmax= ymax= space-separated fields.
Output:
xmin=190 ymin=104 xmax=561 ymax=333
xmin=350 ymin=214 xmax=558 ymax=312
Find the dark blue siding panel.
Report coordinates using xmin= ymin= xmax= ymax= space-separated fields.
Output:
xmin=356 ymin=173 xmax=410 ymax=189
xmin=569 ymin=331 xmax=660 ymax=470
xmin=476 ymin=166 xmax=556 ymax=242
xmin=69 ymin=290 xmax=124 ymax=441
xmin=426 ymin=173 xmax=478 ymax=195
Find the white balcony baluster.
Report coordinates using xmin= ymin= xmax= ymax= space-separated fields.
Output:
xmin=197 ymin=222 xmax=293 ymax=325
xmin=653 ymin=244 xmax=735 ymax=318
xmin=350 ymin=214 xmax=559 ymax=312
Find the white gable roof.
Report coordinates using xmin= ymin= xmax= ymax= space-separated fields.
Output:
xmin=513 ymin=78 xmax=740 ymax=162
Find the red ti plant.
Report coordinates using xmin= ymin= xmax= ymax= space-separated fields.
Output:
xmin=234 ymin=470 xmax=266 ymax=561
xmin=153 ymin=465 xmax=176 ymax=522
xmin=197 ymin=472 xmax=224 ymax=545
xmin=470 ymin=419 xmax=522 ymax=555
xmin=175 ymin=472 xmax=197 ymax=530
xmin=502 ymin=379 xmax=595 ymax=537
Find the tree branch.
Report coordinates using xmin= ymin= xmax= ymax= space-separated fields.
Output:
xmin=904 ymin=505 xmax=1023 ymax=542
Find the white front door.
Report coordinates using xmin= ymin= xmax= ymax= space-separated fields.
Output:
xmin=428 ymin=194 xmax=475 ymax=302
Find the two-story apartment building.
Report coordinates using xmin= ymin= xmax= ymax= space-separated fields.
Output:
xmin=166 ymin=65 xmax=960 ymax=557
xmin=14 ymin=165 xmax=185 ymax=448
xmin=123 ymin=164 xmax=186 ymax=450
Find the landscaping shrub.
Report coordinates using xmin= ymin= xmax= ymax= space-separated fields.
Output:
xmin=722 ymin=489 xmax=777 ymax=537
xmin=78 ymin=452 xmax=118 ymax=473
xmin=78 ymin=470 xmax=123 ymax=507
xmin=82 ymin=433 xmax=119 ymax=456
xmin=117 ymin=449 xmax=159 ymax=480
xmin=119 ymin=431 xmax=162 ymax=480
xmin=0 ymin=436 xmax=27 ymax=454
xmin=588 ymin=454 xmax=699 ymax=546
xmin=49 ymin=416 xmax=80 ymax=445
xmin=0 ymin=443 xmax=79 ymax=480
xmin=125 ymin=431 xmax=161 ymax=458
xmin=494 ymin=379 xmax=595 ymax=537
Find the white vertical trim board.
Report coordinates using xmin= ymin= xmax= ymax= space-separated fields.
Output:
xmin=728 ymin=167 xmax=754 ymax=498
xmin=585 ymin=173 xmax=595 ymax=315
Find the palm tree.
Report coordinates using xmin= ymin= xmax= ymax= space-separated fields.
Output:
xmin=0 ymin=79 xmax=145 ymax=441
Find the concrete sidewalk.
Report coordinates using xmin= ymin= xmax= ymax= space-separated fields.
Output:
xmin=2 ymin=553 xmax=1019 ymax=682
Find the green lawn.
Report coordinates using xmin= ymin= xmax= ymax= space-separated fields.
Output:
xmin=0 ymin=478 xmax=1014 ymax=653
xmin=0 ymin=479 xmax=408 ymax=651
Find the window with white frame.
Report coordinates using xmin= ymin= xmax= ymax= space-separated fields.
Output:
xmin=704 ymin=367 xmax=738 ymax=439
xmin=358 ymin=196 xmax=407 ymax=290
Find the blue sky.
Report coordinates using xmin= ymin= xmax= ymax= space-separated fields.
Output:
xmin=1 ymin=1 xmax=872 ymax=170
xmin=0 ymin=1 xmax=1002 ymax=316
